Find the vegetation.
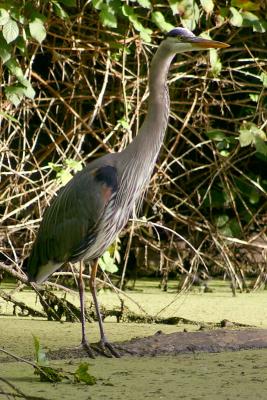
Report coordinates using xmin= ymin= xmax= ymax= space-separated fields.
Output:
xmin=0 ymin=0 xmax=266 ymax=301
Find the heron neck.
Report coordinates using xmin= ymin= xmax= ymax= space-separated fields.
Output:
xmin=123 ymin=44 xmax=175 ymax=158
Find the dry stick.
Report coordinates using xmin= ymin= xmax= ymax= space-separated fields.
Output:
xmin=52 ymin=272 xmax=148 ymax=315
xmin=0 ymin=349 xmax=59 ymax=397
xmin=161 ymin=90 xmax=198 ymax=171
xmin=0 ymin=262 xmax=148 ymax=316
xmin=31 ymin=71 xmax=111 ymax=163
xmin=0 ymin=376 xmax=49 ymax=400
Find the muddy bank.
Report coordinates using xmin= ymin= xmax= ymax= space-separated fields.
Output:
xmin=47 ymin=328 xmax=267 ymax=359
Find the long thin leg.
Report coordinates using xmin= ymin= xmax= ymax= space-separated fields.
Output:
xmin=78 ymin=261 xmax=95 ymax=358
xmin=89 ymin=259 xmax=120 ymax=357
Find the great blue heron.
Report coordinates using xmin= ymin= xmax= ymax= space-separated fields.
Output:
xmin=25 ymin=27 xmax=229 ymax=357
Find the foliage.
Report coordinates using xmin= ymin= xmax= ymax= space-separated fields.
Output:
xmin=0 ymin=0 xmax=266 ymax=292
xmin=33 ymin=336 xmax=96 ymax=384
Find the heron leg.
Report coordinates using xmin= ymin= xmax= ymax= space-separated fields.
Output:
xmin=89 ymin=259 xmax=120 ymax=358
xmin=78 ymin=261 xmax=95 ymax=358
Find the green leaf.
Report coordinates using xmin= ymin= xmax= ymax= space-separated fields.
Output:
xmin=3 ymin=19 xmax=19 ymax=43
xmin=260 ymin=72 xmax=267 ymax=88
xmin=74 ymin=363 xmax=97 ymax=385
xmin=171 ymin=0 xmax=199 ymax=30
xmin=5 ymin=85 xmax=24 ymax=106
xmin=122 ymin=5 xmax=151 ymax=41
xmin=254 ymin=136 xmax=267 ymax=157
xmin=6 ymin=59 xmax=24 ymax=80
xmin=21 ymin=79 xmax=36 ymax=99
xmin=58 ymin=0 xmax=77 ymax=6
xmin=239 ymin=129 xmax=254 ymax=147
xmin=0 ymin=8 xmax=9 ymax=25
xmin=65 ymin=158 xmax=83 ymax=172
xmin=168 ymin=0 xmax=179 ymax=15
xmin=139 ymin=26 xmax=152 ymax=42
xmin=249 ymin=188 xmax=260 ymax=204
xmin=229 ymin=7 xmax=243 ymax=27
xmin=215 ymin=214 xmax=229 ymax=228
xmin=29 ymin=16 xmax=46 ymax=43
xmin=152 ymin=12 xmax=174 ymax=32
xmin=118 ymin=117 xmax=130 ymax=130
xmin=200 ymin=0 xmax=214 ymax=14
xmin=136 ymin=0 xmax=151 ymax=8
xmin=33 ymin=336 xmax=48 ymax=366
xmin=231 ymin=0 xmax=260 ymax=11
xmin=242 ymin=11 xmax=266 ymax=32
xmin=209 ymin=48 xmax=222 ymax=77
xmin=34 ymin=366 xmax=64 ymax=383
xmin=249 ymin=93 xmax=259 ymax=102
xmin=206 ymin=130 xmax=226 ymax=141
xmin=0 ymin=110 xmax=20 ymax=123
xmin=57 ymin=169 xmax=73 ymax=185
xmin=100 ymin=4 xmax=117 ymax=28
xmin=0 ymin=36 xmax=11 ymax=62
xmin=92 ymin=0 xmax=103 ymax=10
xmin=99 ymin=251 xmax=118 ymax=273
xmin=239 ymin=121 xmax=266 ymax=149
xmin=53 ymin=2 xmax=69 ymax=19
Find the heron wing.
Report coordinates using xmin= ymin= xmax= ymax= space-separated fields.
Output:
xmin=27 ymin=164 xmax=118 ymax=280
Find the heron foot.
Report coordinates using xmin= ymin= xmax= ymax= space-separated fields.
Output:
xmin=81 ymin=339 xmax=95 ymax=358
xmin=96 ymin=339 xmax=121 ymax=358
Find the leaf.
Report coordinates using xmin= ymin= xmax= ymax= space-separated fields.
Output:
xmin=260 ymin=72 xmax=267 ymax=88
xmin=206 ymin=130 xmax=226 ymax=141
xmin=239 ymin=122 xmax=266 ymax=149
xmin=29 ymin=16 xmax=47 ymax=43
xmin=34 ymin=366 xmax=64 ymax=383
xmin=231 ymin=0 xmax=260 ymax=11
xmin=0 ymin=36 xmax=11 ymax=63
xmin=239 ymin=129 xmax=254 ymax=147
xmin=74 ymin=363 xmax=97 ymax=385
xmin=249 ymin=93 xmax=259 ymax=102
xmin=118 ymin=117 xmax=130 ymax=130
xmin=136 ymin=0 xmax=151 ymax=8
xmin=249 ymin=188 xmax=260 ymax=204
xmin=254 ymin=136 xmax=267 ymax=157
xmin=2 ymin=19 xmax=19 ymax=43
xmin=229 ymin=7 xmax=243 ymax=27
xmin=0 ymin=110 xmax=20 ymax=123
xmin=6 ymin=59 xmax=24 ymax=80
xmin=58 ymin=0 xmax=77 ymax=6
xmin=92 ymin=0 xmax=103 ymax=10
xmin=0 ymin=8 xmax=9 ymax=25
xmin=241 ymin=11 xmax=266 ymax=32
xmin=152 ymin=12 xmax=174 ymax=32
xmin=122 ymin=5 xmax=152 ymax=42
xmin=209 ymin=48 xmax=222 ymax=77
xmin=65 ymin=158 xmax=83 ymax=172
xmin=139 ymin=26 xmax=152 ymax=42
xmin=100 ymin=4 xmax=117 ymax=28
xmin=57 ymin=169 xmax=73 ymax=185
xmin=173 ymin=0 xmax=199 ymax=31
xmin=21 ymin=79 xmax=36 ymax=100
xmin=5 ymin=85 xmax=24 ymax=106
xmin=53 ymin=2 xmax=69 ymax=19
xmin=215 ymin=214 xmax=229 ymax=228
xmin=5 ymin=60 xmax=35 ymax=100
xmin=168 ymin=0 xmax=179 ymax=15
xmin=99 ymin=251 xmax=118 ymax=273
xmin=33 ymin=336 xmax=48 ymax=366
xmin=200 ymin=0 xmax=214 ymax=14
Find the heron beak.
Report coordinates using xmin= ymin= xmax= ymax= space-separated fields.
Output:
xmin=187 ymin=37 xmax=230 ymax=49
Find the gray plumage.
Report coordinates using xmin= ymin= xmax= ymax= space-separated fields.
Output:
xmin=26 ymin=27 xmax=228 ymax=356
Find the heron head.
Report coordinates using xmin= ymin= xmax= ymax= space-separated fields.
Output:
xmin=164 ymin=27 xmax=229 ymax=53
